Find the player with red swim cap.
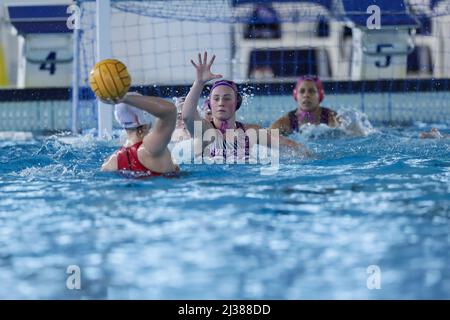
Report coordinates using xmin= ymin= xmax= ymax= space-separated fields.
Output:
xmin=101 ymin=92 xmax=180 ymax=175
xmin=270 ymin=75 xmax=339 ymax=136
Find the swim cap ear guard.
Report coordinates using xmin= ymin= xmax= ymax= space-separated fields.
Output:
xmin=293 ymin=75 xmax=324 ymax=103
xmin=205 ymin=80 xmax=243 ymax=110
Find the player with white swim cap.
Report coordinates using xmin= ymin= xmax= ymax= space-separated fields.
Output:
xmin=101 ymin=92 xmax=179 ymax=176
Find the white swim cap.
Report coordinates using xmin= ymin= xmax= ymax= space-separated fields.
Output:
xmin=114 ymin=93 xmax=154 ymax=129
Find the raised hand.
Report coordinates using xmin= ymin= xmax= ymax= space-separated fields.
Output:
xmin=190 ymin=52 xmax=222 ymax=84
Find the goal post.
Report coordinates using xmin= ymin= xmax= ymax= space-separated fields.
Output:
xmin=96 ymin=0 xmax=113 ymax=138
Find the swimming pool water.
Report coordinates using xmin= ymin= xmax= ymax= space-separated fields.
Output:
xmin=0 ymin=125 xmax=449 ymax=299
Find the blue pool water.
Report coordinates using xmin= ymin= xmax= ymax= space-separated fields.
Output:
xmin=0 ymin=124 xmax=449 ymax=299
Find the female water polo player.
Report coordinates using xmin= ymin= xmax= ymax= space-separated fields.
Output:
xmin=171 ymin=96 xmax=191 ymax=143
xmin=270 ymin=75 xmax=339 ymax=136
xmin=101 ymin=92 xmax=180 ymax=175
xmin=182 ymin=52 xmax=309 ymax=159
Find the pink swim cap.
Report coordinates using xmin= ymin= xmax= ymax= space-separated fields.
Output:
xmin=292 ymin=75 xmax=324 ymax=103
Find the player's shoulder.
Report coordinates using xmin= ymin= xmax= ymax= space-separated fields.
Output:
xmin=101 ymin=152 xmax=118 ymax=171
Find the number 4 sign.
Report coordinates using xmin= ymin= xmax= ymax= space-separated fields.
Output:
xmin=39 ymin=51 xmax=57 ymax=75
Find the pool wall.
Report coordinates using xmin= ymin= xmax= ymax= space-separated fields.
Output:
xmin=1 ymin=85 xmax=449 ymax=132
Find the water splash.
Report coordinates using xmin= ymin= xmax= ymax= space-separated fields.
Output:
xmin=336 ymin=108 xmax=376 ymax=136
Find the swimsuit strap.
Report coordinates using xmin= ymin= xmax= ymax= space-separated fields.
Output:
xmin=288 ymin=109 xmax=299 ymax=132
xmin=209 ymin=121 xmax=250 ymax=158
xmin=320 ymin=107 xmax=330 ymax=124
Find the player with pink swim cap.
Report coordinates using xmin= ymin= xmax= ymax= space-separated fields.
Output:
xmin=182 ymin=52 xmax=309 ymax=159
xmin=270 ymin=75 xmax=339 ymax=136
xmin=100 ymin=92 xmax=179 ymax=175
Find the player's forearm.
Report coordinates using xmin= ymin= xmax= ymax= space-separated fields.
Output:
xmin=122 ymin=94 xmax=176 ymax=119
xmin=182 ymin=81 xmax=204 ymax=132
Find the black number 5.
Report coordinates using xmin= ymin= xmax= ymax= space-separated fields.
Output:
xmin=375 ymin=44 xmax=393 ymax=68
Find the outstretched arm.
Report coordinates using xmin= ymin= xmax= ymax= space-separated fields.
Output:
xmin=182 ymin=52 xmax=222 ymax=136
xmin=247 ymin=124 xmax=312 ymax=157
xmin=120 ymin=93 xmax=177 ymax=156
xmin=279 ymin=136 xmax=312 ymax=157
xmin=270 ymin=115 xmax=293 ymax=136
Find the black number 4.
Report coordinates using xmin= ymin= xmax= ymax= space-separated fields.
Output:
xmin=40 ymin=52 xmax=57 ymax=75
